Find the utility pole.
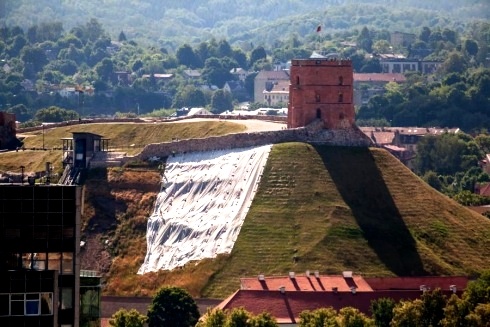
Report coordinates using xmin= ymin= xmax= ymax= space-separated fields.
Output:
xmin=42 ymin=123 xmax=45 ymax=150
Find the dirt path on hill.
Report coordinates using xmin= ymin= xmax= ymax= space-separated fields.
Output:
xmin=174 ymin=118 xmax=286 ymax=132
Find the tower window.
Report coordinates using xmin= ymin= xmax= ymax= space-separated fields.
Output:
xmin=338 ymin=92 xmax=344 ymax=103
xmin=296 ymin=76 xmax=300 ymax=85
xmin=316 ymin=108 xmax=321 ymax=119
xmin=339 ymin=76 xmax=344 ymax=85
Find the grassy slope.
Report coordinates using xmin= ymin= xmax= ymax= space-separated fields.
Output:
xmin=6 ymin=122 xmax=490 ymax=299
xmin=202 ymin=143 xmax=490 ymax=298
xmin=1 ymin=121 xmax=245 ymax=174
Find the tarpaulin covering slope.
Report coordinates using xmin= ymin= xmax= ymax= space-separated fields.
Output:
xmin=138 ymin=145 xmax=272 ymax=273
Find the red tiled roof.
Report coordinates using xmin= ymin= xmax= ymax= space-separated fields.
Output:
xmin=256 ymin=70 xmax=290 ymax=80
xmin=477 ymin=183 xmax=490 ymax=197
xmin=217 ymin=289 xmax=458 ymax=323
xmin=240 ymin=274 xmax=373 ymax=292
xmin=371 ymin=131 xmax=395 ymax=145
xmin=364 ymin=276 xmax=469 ymax=291
xmin=354 ymin=73 xmax=406 ymax=83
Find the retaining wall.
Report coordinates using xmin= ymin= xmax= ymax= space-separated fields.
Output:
xmin=134 ymin=122 xmax=372 ymax=162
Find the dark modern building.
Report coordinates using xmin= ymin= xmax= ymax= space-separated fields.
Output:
xmin=0 ymin=184 xmax=82 ymax=327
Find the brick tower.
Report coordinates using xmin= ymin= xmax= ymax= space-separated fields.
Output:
xmin=287 ymin=59 xmax=355 ymax=129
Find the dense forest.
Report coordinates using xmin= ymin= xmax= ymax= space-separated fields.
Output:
xmin=0 ymin=0 xmax=488 ymax=132
xmin=1 ymin=1 xmax=489 ymax=49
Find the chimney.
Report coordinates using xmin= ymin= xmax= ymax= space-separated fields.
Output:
xmin=350 ymin=286 xmax=357 ymax=294
xmin=289 ymin=271 xmax=295 ymax=279
xmin=449 ymin=285 xmax=457 ymax=293
xmin=279 ymin=286 xmax=285 ymax=294
xmin=258 ymin=274 xmax=265 ymax=281
xmin=305 ymin=270 xmax=310 ymax=277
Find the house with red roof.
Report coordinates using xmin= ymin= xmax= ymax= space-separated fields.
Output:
xmin=215 ymin=271 xmax=468 ymax=325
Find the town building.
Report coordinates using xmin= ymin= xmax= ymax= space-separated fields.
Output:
xmin=263 ymin=80 xmax=289 ymax=107
xmin=287 ymin=58 xmax=355 ymax=129
xmin=360 ymin=127 xmax=461 ymax=169
xmin=216 ymin=272 xmax=468 ymax=325
xmin=0 ymin=184 xmax=83 ymax=327
xmin=390 ymin=31 xmax=416 ymax=48
xmin=254 ymin=70 xmax=289 ymax=103
xmin=378 ymin=54 xmax=441 ymax=74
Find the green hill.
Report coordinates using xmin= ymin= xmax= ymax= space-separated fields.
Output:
xmin=8 ymin=123 xmax=490 ymax=299
xmin=202 ymin=143 xmax=490 ymax=298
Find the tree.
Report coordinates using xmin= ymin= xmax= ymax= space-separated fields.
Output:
xmin=419 ymin=289 xmax=447 ymax=327
xmin=357 ymin=27 xmax=373 ymax=53
xmin=211 ymin=89 xmax=233 ymax=113
xmin=95 ymin=58 xmax=115 ymax=82
xmin=119 ymin=31 xmax=127 ymax=42
xmin=464 ymin=39 xmax=479 ymax=57
xmin=172 ymin=85 xmax=207 ymax=108
xmin=441 ymin=294 xmax=471 ymax=327
xmin=299 ymin=308 xmax=339 ymax=327
xmin=109 ymin=308 xmax=146 ymax=327
xmin=201 ymin=57 xmax=234 ymax=88
xmin=147 ymin=286 xmax=200 ymax=327
xmin=423 ymin=171 xmax=442 ymax=191
xmin=176 ymin=44 xmax=200 ymax=68
xmin=370 ymin=298 xmax=395 ymax=327
xmin=35 ymin=106 xmax=79 ymax=122
xmin=440 ymin=52 xmax=467 ymax=75
xmin=225 ymin=307 xmax=250 ymax=327
xmin=419 ymin=27 xmax=431 ymax=43
xmin=465 ymin=303 xmax=490 ymax=326
xmin=198 ymin=308 xmax=227 ymax=327
xmin=391 ymin=299 xmax=423 ymax=327
xmin=337 ymin=307 xmax=373 ymax=327
xmin=249 ymin=46 xmax=267 ymax=68
xmin=248 ymin=312 xmax=278 ymax=327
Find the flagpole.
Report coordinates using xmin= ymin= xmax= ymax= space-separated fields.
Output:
xmin=316 ymin=24 xmax=322 ymax=55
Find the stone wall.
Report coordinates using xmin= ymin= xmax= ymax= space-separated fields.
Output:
xmin=134 ymin=121 xmax=372 ymax=162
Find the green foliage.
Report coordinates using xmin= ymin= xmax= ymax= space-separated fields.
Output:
xmin=370 ymin=298 xmax=395 ymax=327
xmin=464 ymin=270 xmax=490 ymax=309
xmin=419 ymin=288 xmax=447 ymax=327
xmin=197 ymin=308 xmax=278 ymax=327
xmin=225 ymin=307 xmax=250 ymax=327
xmin=299 ymin=307 xmax=339 ymax=327
xmin=109 ymin=308 xmax=147 ymax=327
xmin=453 ymin=190 xmax=490 ymax=206
xmin=147 ymin=286 xmax=200 ymax=327
xmin=337 ymin=307 xmax=373 ymax=327
xmin=391 ymin=299 xmax=423 ymax=327
xmin=211 ymin=89 xmax=233 ymax=114
xmin=34 ymin=106 xmax=79 ymax=122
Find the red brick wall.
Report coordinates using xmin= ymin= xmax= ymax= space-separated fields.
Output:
xmin=288 ymin=59 xmax=355 ymax=129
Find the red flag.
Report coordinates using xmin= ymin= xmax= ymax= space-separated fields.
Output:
xmin=316 ymin=25 xmax=322 ymax=33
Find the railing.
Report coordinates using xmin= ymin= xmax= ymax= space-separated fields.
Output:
xmin=80 ymin=270 xmax=100 ymax=277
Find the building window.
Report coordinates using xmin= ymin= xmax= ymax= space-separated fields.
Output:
xmin=296 ymin=76 xmax=300 ymax=85
xmin=61 ymin=288 xmax=73 ymax=310
xmin=339 ymin=76 xmax=343 ymax=85
xmin=338 ymin=92 xmax=344 ymax=103
xmin=316 ymin=108 xmax=322 ymax=119
xmin=0 ymin=293 xmax=53 ymax=316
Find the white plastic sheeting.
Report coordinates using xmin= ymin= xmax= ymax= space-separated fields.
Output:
xmin=138 ymin=145 xmax=272 ymax=273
